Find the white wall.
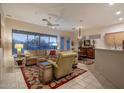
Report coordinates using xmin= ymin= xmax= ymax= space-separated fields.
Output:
xmin=0 ymin=4 xmax=5 ymax=81
xmin=74 ymin=23 xmax=124 ymax=50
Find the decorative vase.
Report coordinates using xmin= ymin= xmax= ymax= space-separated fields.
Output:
xmin=92 ymin=40 xmax=95 ymax=47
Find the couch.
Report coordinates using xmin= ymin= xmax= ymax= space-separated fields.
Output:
xmin=24 ymin=50 xmax=48 ymax=66
xmin=48 ymin=51 xmax=77 ymax=79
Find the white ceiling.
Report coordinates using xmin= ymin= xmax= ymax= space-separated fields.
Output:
xmin=2 ymin=3 xmax=124 ymax=31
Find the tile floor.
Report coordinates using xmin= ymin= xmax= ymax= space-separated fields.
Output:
xmin=0 ymin=63 xmax=117 ymax=89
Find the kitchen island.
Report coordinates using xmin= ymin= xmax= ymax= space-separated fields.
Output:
xmin=95 ymin=48 xmax=124 ymax=88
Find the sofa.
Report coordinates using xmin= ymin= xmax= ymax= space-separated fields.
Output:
xmin=24 ymin=50 xmax=48 ymax=66
xmin=48 ymin=51 xmax=77 ymax=79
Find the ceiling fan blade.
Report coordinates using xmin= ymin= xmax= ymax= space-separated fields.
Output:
xmin=42 ymin=18 xmax=47 ymax=21
xmin=52 ymin=24 xmax=59 ymax=26
xmin=42 ymin=18 xmax=53 ymax=25
xmin=42 ymin=18 xmax=59 ymax=26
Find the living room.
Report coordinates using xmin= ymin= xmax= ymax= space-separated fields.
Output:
xmin=0 ymin=1 xmax=124 ymax=91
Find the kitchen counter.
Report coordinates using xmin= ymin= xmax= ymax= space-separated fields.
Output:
xmin=95 ymin=49 xmax=124 ymax=88
xmin=95 ymin=48 xmax=124 ymax=52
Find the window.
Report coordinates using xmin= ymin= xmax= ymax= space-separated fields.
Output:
xmin=66 ymin=38 xmax=70 ymax=50
xmin=27 ymin=34 xmax=40 ymax=50
xmin=12 ymin=30 xmax=57 ymax=54
xmin=40 ymin=35 xmax=49 ymax=49
xmin=60 ymin=37 xmax=64 ymax=50
xmin=12 ymin=32 xmax=27 ymax=54
xmin=49 ymin=36 xmax=57 ymax=49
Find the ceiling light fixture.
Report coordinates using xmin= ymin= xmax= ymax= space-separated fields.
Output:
xmin=116 ymin=10 xmax=121 ymax=15
xmin=109 ymin=3 xmax=114 ymax=6
xmin=119 ymin=18 xmax=123 ymax=21
xmin=77 ymin=20 xmax=84 ymax=40
xmin=51 ymin=26 xmax=55 ymax=29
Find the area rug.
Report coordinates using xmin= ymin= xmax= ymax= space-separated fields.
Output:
xmin=20 ymin=65 xmax=87 ymax=89
xmin=79 ymin=59 xmax=95 ymax=65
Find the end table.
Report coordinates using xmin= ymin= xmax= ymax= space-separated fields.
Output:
xmin=37 ymin=61 xmax=53 ymax=84
xmin=14 ymin=57 xmax=26 ymax=67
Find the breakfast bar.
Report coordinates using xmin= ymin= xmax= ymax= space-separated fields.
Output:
xmin=95 ymin=49 xmax=124 ymax=88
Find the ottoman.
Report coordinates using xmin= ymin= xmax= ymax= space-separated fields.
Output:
xmin=37 ymin=61 xmax=53 ymax=84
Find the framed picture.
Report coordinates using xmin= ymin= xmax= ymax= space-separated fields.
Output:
xmin=84 ymin=40 xmax=91 ymax=46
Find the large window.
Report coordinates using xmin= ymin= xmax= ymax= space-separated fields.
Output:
xmin=40 ymin=35 xmax=49 ymax=49
xmin=12 ymin=30 xmax=57 ymax=54
xmin=12 ymin=32 xmax=27 ymax=54
xmin=49 ymin=36 xmax=57 ymax=49
xmin=27 ymin=34 xmax=40 ymax=50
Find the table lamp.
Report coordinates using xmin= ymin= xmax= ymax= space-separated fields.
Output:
xmin=15 ymin=44 xmax=23 ymax=58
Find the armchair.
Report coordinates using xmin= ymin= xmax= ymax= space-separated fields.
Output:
xmin=48 ymin=51 xmax=77 ymax=79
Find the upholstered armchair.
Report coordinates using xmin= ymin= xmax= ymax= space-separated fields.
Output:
xmin=48 ymin=51 xmax=77 ymax=79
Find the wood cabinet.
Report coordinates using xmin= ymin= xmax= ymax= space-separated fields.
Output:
xmin=87 ymin=48 xmax=95 ymax=58
xmin=78 ymin=47 xmax=95 ymax=59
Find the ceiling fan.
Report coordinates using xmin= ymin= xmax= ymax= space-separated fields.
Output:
xmin=42 ymin=17 xmax=59 ymax=27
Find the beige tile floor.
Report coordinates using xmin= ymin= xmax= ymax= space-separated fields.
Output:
xmin=0 ymin=63 xmax=117 ymax=89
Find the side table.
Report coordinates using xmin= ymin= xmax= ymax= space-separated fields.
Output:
xmin=37 ymin=61 xmax=53 ymax=84
xmin=14 ymin=57 xmax=26 ymax=67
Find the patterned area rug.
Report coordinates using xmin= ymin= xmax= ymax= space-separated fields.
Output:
xmin=21 ymin=65 xmax=87 ymax=89
xmin=79 ymin=59 xmax=95 ymax=65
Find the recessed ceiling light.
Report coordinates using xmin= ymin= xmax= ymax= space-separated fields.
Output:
xmin=51 ymin=26 xmax=55 ymax=29
xmin=116 ymin=10 xmax=122 ymax=15
xmin=109 ymin=3 xmax=114 ymax=6
xmin=119 ymin=18 xmax=123 ymax=21
xmin=80 ymin=26 xmax=85 ymax=29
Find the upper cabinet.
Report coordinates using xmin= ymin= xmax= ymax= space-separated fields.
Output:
xmin=105 ymin=31 xmax=124 ymax=46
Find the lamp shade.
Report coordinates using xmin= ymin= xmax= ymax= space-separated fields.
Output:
xmin=15 ymin=44 xmax=23 ymax=49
